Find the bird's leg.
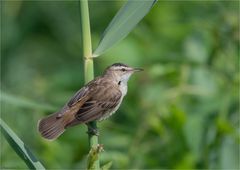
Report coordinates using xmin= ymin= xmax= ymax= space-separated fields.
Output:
xmin=86 ymin=122 xmax=99 ymax=136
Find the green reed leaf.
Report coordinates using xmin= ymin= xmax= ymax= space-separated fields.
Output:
xmin=0 ymin=91 xmax=57 ymax=111
xmin=93 ymin=0 xmax=157 ymax=57
xmin=101 ymin=161 xmax=112 ymax=170
xmin=0 ymin=118 xmax=45 ymax=169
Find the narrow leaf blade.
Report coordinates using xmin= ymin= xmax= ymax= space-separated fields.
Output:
xmin=0 ymin=118 xmax=45 ymax=169
xmin=101 ymin=161 xmax=112 ymax=170
xmin=0 ymin=91 xmax=57 ymax=111
xmin=93 ymin=0 xmax=157 ymax=57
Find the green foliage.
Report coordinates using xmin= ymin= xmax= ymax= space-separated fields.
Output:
xmin=0 ymin=91 xmax=56 ymax=111
xmin=101 ymin=161 xmax=112 ymax=170
xmin=1 ymin=0 xmax=239 ymax=169
xmin=0 ymin=119 xmax=45 ymax=169
xmin=93 ymin=0 xmax=156 ymax=57
xmin=87 ymin=145 xmax=104 ymax=170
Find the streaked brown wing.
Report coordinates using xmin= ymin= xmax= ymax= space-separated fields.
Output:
xmin=66 ymin=82 xmax=122 ymax=127
xmin=67 ymin=86 xmax=89 ymax=107
xmin=67 ymin=77 xmax=102 ymax=107
xmin=75 ymin=91 xmax=122 ymax=122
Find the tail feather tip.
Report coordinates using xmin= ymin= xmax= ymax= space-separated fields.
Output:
xmin=37 ymin=114 xmax=65 ymax=140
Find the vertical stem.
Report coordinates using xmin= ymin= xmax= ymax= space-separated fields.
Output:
xmin=80 ymin=0 xmax=100 ymax=169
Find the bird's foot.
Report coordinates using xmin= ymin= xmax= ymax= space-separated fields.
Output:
xmin=86 ymin=124 xmax=99 ymax=136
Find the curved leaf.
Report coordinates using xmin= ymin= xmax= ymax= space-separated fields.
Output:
xmin=0 ymin=91 xmax=57 ymax=111
xmin=0 ymin=118 xmax=45 ymax=169
xmin=101 ymin=161 xmax=112 ymax=170
xmin=93 ymin=0 xmax=157 ymax=57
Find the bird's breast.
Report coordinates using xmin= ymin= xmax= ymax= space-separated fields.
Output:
xmin=119 ymin=83 xmax=128 ymax=96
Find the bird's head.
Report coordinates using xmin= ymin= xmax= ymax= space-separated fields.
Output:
xmin=104 ymin=63 xmax=143 ymax=84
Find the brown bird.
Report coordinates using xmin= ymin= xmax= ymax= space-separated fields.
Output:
xmin=38 ymin=63 xmax=143 ymax=140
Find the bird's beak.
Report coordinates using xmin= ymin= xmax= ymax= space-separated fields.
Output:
xmin=133 ymin=67 xmax=144 ymax=72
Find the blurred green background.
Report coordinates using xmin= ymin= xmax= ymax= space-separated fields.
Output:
xmin=1 ymin=0 xmax=239 ymax=169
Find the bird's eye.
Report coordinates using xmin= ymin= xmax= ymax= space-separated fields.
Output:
xmin=121 ymin=68 xmax=126 ymax=72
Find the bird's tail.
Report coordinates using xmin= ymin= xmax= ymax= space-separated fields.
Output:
xmin=38 ymin=112 xmax=68 ymax=140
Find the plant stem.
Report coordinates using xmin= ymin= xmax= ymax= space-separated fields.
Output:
xmin=80 ymin=0 xmax=100 ymax=169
